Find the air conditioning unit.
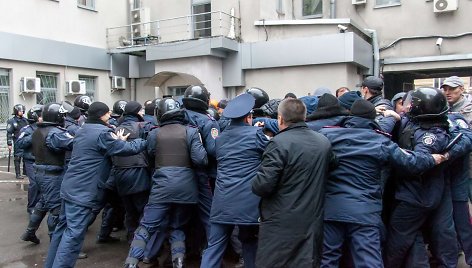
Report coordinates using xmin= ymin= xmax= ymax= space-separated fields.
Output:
xmin=434 ymin=0 xmax=458 ymax=12
xmin=112 ymin=76 xmax=126 ymax=89
xmin=352 ymin=0 xmax=367 ymax=5
xmin=66 ymin=80 xmax=86 ymax=95
xmin=20 ymin=77 xmax=41 ymax=93
xmin=131 ymin=7 xmax=151 ymax=38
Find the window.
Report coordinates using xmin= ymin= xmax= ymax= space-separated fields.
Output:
xmin=79 ymin=75 xmax=96 ymax=101
xmin=193 ymin=3 xmax=211 ymax=38
xmin=303 ymin=0 xmax=322 ymax=17
xmin=375 ymin=0 xmax=400 ymax=7
xmin=36 ymin=73 xmax=58 ymax=105
xmin=77 ymin=0 xmax=95 ymax=10
xmin=133 ymin=0 xmax=141 ymax=9
xmin=168 ymin=86 xmax=189 ymax=97
xmin=0 ymin=69 xmax=10 ymax=124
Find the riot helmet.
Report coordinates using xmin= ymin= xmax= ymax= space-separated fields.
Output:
xmin=260 ymin=99 xmax=281 ymax=119
xmin=42 ymin=102 xmax=71 ymax=125
xmin=207 ymin=107 xmax=220 ymax=121
xmin=156 ymin=97 xmax=181 ymax=121
xmin=182 ymin=85 xmax=210 ymax=110
xmin=12 ymin=104 xmax=26 ymax=116
xmin=27 ymin=104 xmax=43 ymax=123
xmin=405 ymin=87 xmax=448 ymax=120
xmin=111 ymin=100 xmax=127 ymax=117
xmin=245 ymin=87 xmax=269 ymax=109
xmin=74 ymin=95 xmax=92 ymax=113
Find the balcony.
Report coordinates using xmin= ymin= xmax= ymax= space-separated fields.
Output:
xmin=106 ymin=11 xmax=241 ymax=52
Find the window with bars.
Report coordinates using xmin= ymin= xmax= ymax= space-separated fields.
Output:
xmin=303 ymin=0 xmax=322 ymax=17
xmin=36 ymin=73 xmax=58 ymax=105
xmin=375 ymin=0 xmax=401 ymax=7
xmin=0 ymin=69 xmax=10 ymax=125
xmin=193 ymin=3 xmax=212 ymax=38
xmin=77 ymin=0 xmax=95 ymax=10
xmin=168 ymin=86 xmax=189 ymax=97
xmin=79 ymin=75 xmax=96 ymax=101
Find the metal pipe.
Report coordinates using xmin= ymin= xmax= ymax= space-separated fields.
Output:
xmin=365 ymin=29 xmax=380 ymax=77
xmin=330 ymin=0 xmax=336 ymax=19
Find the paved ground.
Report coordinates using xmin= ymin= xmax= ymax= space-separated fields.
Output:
xmin=0 ymin=158 xmax=469 ymax=268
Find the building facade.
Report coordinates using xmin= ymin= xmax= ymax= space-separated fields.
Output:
xmin=0 ymin=0 xmax=471 ymax=155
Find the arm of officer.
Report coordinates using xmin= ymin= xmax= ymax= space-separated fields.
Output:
xmin=201 ymin=119 xmax=220 ymax=158
xmin=46 ymin=129 xmax=74 ymax=151
xmin=386 ymin=141 xmax=438 ymax=175
xmin=16 ymin=127 xmax=32 ymax=150
xmin=253 ymin=118 xmax=279 ymax=134
xmin=252 ymin=140 xmax=285 ymax=197
xmin=6 ymin=119 xmax=14 ymax=148
xmin=99 ymin=130 xmax=147 ymax=157
xmin=188 ymin=128 xmax=208 ymax=167
xmin=376 ymin=116 xmax=396 ymax=134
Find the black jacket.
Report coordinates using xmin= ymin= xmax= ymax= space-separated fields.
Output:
xmin=252 ymin=122 xmax=335 ymax=268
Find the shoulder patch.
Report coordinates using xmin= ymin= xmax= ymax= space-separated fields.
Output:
xmin=211 ymin=127 xmax=219 ymax=139
xmin=422 ymin=133 xmax=437 ymax=146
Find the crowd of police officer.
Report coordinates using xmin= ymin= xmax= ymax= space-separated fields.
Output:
xmin=5 ymin=75 xmax=472 ymax=268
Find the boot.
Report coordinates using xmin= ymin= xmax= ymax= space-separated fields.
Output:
xmin=172 ymin=257 xmax=184 ymax=268
xmin=20 ymin=229 xmax=40 ymax=244
xmin=78 ymin=252 xmax=88 ymax=259
xmin=14 ymin=157 xmax=22 ymax=179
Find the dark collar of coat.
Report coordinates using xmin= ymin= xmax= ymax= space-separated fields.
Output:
xmin=277 ymin=121 xmax=307 ymax=135
xmin=85 ymin=118 xmax=109 ymax=126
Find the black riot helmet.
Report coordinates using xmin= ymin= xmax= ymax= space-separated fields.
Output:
xmin=74 ymin=95 xmax=92 ymax=113
xmin=152 ymin=98 xmax=162 ymax=116
xmin=42 ymin=102 xmax=71 ymax=126
xmin=111 ymin=100 xmax=127 ymax=117
xmin=12 ymin=104 xmax=26 ymax=116
xmin=245 ymin=87 xmax=269 ymax=109
xmin=156 ymin=97 xmax=181 ymax=121
xmin=261 ymin=99 xmax=282 ymax=119
xmin=182 ymin=85 xmax=210 ymax=110
xmin=207 ymin=107 xmax=220 ymax=121
xmin=27 ymin=104 xmax=43 ymax=123
xmin=405 ymin=87 xmax=448 ymax=120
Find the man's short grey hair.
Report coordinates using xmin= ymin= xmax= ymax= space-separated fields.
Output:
xmin=278 ymin=98 xmax=306 ymax=124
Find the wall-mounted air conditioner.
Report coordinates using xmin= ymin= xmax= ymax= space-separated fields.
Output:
xmin=20 ymin=77 xmax=41 ymax=93
xmin=434 ymin=0 xmax=458 ymax=12
xmin=112 ymin=76 xmax=126 ymax=89
xmin=66 ymin=80 xmax=86 ymax=95
xmin=131 ymin=7 xmax=151 ymax=38
xmin=352 ymin=0 xmax=367 ymax=5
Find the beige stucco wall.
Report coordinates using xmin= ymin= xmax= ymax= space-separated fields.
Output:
xmin=244 ymin=63 xmax=363 ymax=99
xmin=0 ymin=0 xmax=129 ymax=48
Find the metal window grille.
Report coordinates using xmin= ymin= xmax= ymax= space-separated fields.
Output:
xmin=303 ymin=0 xmax=322 ymax=17
xmin=0 ymin=69 xmax=10 ymax=124
xmin=36 ymin=73 xmax=58 ymax=105
xmin=77 ymin=0 xmax=95 ymax=9
xmin=193 ymin=3 xmax=212 ymax=38
xmin=375 ymin=0 xmax=400 ymax=6
xmin=79 ymin=75 xmax=96 ymax=101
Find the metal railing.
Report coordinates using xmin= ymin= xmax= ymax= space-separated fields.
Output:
xmin=106 ymin=11 xmax=240 ymax=50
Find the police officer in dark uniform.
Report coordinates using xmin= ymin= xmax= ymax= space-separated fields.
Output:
xmin=143 ymin=100 xmax=158 ymax=126
xmin=20 ymin=102 xmax=74 ymax=245
xmin=74 ymin=95 xmax=92 ymax=126
xmin=385 ymin=87 xmax=457 ymax=268
xmin=360 ymin=76 xmax=396 ymax=133
xmin=64 ymin=106 xmax=81 ymax=166
xmin=7 ymin=104 xmax=29 ymax=179
xmin=182 ymin=85 xmax=219 ymax=238
xmin=16 ymin=105 xmax=43 ymax=213
xmin=112 ymin=101 xmax=151 ymax=243
xmin=109 ymin=100 xmax=127 ymax=127
xmin=200 ymin=93 xmax=269 ymax=268
xmin=125 ymin=97 xmax=208 ymax=268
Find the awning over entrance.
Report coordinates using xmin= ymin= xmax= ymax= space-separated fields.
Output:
xmin=145 ymin=71 xmax=202 ymax=87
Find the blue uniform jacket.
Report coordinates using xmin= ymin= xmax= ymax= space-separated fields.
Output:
xmin=60 ymin=122 xmax=147 ymax=210
xmin=210 ymin=121 xmax=269 ymax=225
xmin=146 ymin=122 xmax=208 ymax=204
xmin=143 ymin=114 xmax=158 ymax=126
xmin=64 ymin=116 xmax=80 ymax=136
xmin=306 ymin=116 xmax=346 ymax=132
xmin=319 ymin=117 xmax=436 ymax=226
xmin=368 ymin=94 xmax=397 ymax=134
xmin=113 ymin=115 xmax=151 ymax=196
xmin=185 ymin=109 xmax=220 ymax=177
xmin=253 ymin=117 xmax=279 ymax=134
xmin=16 ymin=124 xmax=38 ymax=161
xmin=395 ymin=117 xmax=449 ymax=208
xmin=6 ymin=116 xmax=29 ymax=145
xmin=446 ymin=113 xmax=472 ymax=201
xmin=218 ymin=116 xmax=231 ymax=133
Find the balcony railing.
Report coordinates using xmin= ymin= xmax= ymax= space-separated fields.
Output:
xmin=106 ymin=11 xmax=240 ymax=50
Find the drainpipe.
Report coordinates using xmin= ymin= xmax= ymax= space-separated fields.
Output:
xmin=130 ymin=78 xmax=136 ymax=101
xmin=365 ymin=29 xmax=380 ymax=77
xmin=330 ymin=0 xmax=336 ymax=19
